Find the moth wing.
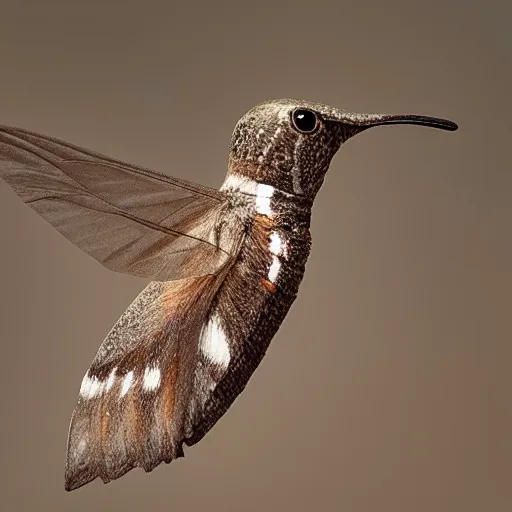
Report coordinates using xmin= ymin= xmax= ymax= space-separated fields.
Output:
xmin=0 ymin=125 xmax=231 ymax=280
xmin=65 ymin=271 xmax=234 ymax=491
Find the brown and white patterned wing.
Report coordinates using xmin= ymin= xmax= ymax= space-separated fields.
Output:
xmin=65 ymin=273 xmax=234 ymax=491
xmin=0 ymin=125 xmax=230 ymax=280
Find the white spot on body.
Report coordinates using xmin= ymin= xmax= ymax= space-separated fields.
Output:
xmin=143 ymin=365 xmax=161 ymax=392
xmin=268 ymin=256 xmax=281 ymax=283
xmin=267 ymin=231 xmax=288 ymax=284
xmin=80 ymin=372 xmax=104 ymax=399
xmin=269 ymin=231 xmax=288 ymax=258
xmin=255 ymin=183 xmax=274 ymax=216
xmin=220 ymin=174 xmax=276 ymax=216
xmin=120 ymin=371 xmax=134 ymax=398
xmin=200 ymin=312 xmax=231 ymax=368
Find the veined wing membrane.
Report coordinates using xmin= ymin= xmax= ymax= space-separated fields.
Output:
xmin=0 ymin=125 xmax=235 ymax=281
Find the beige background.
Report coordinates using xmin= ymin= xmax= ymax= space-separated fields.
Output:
xmin=0 ymin=2 xmax=510 ymax=511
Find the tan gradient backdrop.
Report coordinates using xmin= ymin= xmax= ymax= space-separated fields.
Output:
xmin=0 ymin=2 xmax=510 ymax=511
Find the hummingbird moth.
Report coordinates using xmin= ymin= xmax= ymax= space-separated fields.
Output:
xmin=0 ymin=99 xmax=457 ymax=490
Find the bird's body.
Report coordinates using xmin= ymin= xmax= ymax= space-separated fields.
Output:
xmin=0 ymin=98 xmax=457 ymax=490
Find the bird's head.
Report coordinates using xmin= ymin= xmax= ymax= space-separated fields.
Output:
xmin=226 ymin=99 xmax=457 ymax=201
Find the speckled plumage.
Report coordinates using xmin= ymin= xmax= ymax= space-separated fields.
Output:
xmin=0 ymin=98 xmax=457 ymax=491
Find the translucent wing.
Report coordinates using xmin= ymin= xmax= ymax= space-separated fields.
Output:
xmin=0 ymin=125 xmax=234 ymax=280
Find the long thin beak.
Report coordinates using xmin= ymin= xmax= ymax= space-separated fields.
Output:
xmin=330 ymin=112 xmax=458 ymax=132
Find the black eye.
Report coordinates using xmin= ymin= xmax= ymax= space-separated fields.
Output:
xmin=291 ymin=108 xmax=319 ymax=133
